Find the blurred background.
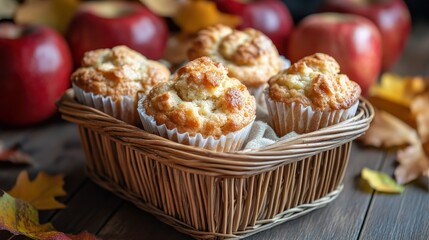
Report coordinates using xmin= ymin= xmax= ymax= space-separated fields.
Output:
xmin=0 ymin=0 xmax=428 ymax=127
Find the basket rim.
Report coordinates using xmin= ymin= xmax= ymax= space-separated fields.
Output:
xmin=58 ymin=89 xmax=374 ymax=172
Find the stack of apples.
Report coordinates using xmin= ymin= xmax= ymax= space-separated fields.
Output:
xmin=214 ymin=0 xmax=411 ymax=95
xmin=0 ymin=0 xmax=411 ymax=126
xmin=215 ymin=0 xmax=294 ymax=55
xmin=287 ymin=0 xmax=411 ymax=95
xmin=0 ymin=1 xmax=168 ymax=126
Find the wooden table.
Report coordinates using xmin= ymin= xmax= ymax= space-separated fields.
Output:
xmin=1 ymin=21 xmax=429 ymax=240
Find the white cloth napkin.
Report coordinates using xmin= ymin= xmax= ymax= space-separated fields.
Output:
xmin=244 ymin=121 xmax=297 ymax=150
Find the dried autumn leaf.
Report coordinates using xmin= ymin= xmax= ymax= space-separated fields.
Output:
xmin=361 ymin=168 xmax=404 ymax=194
xmin=173 ymin=0 xmax=240 ymax=34
xmin=140 ymin=0 xmax=184 ymax=17
xmin=358 ymin=110 xmax=420 ymax=148
xmin=369 ymin=73 xmax=426 ymax=106
xmin=0 ymin=190 xmax=56 ymax=238
xmin=0 ymin=143 xmax=33 ymax=166
xmin=8 ymin=171 xmax=66 ymax=210
xmin=368 ymin=74 xmax=427 ymax=128
xmin=396 ymin=144 xmax=429 ymax=184
xmin=0 ymin=190 xmax=99 ymax=240
xmin=15 ymin=0 xmax=80 ymax=33
xmin=411 ymin=93 xmax=429 ymax=142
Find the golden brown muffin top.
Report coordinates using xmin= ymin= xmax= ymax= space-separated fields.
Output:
xmin=268 ymin=53 xmax=361 ymax=110
xmin=143 ymin=57 xmax=256 ymax=138
xmin=71 ymin=45 xmax=170 ymax=100
xmin=187 ymin=24 xmax=282 ymax=87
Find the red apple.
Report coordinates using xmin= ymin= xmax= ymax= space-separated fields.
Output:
xmin=0 ymin=23 xmax=72 ymax=126
xmin=215 ymin=0 xmax=293 ymax=55
xmin=319 ymin=0 xmax=411 ymax=70
xmin=287 ymin=13 xmax=382 ymax=95
xmin=66 ymin=1 xmax=168 ymax=67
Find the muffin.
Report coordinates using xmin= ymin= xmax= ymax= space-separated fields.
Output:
xmin=71 ymin=45 xmax=170 ymax=125
xmin=138 ymin=57 xmax=256 ymax=152
xmin=187 ymin=24 xmax=284 ymax=106
xmin=266 ymin=53 xmax=361 ymax=136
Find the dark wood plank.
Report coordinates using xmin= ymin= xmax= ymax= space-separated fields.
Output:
xmin=97 ymin=202 xmax=192 ymax=240
xmin=50 ymin=180 xmax=123 ymax=235
xmin=246 ymin=144 xmax=385 ymax=240
xmin=353 ymin=20 xmax=429 ymax=240
xmin=0 ymin=122 xmax=88 ymax=224
xmin=358 ymin=152 xmax=429 ymax=240
xmin=0 ymin=122 xmax=86 ymax=191
xmin=356 ymin=19 xmax=429 ymax=240
xmin=0 ymin=121 xmax=121 ymax=238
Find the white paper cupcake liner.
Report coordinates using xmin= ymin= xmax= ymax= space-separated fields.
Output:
xmin=247 ymin=56 xmax=291 ymax=121
xmin=137 ymin=97 xmax=255 ymax=152
xmin=280 ymin=55 xmax=291 ymax=70
xmin=247 ymin=84 xmax=269 ymax=123
xmin=73 ymin=83 xmax=141 ymax=126
xmin=265 ymin=91 xmax=359 ymax=136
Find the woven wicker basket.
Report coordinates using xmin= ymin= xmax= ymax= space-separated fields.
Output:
xmin=58 ymin=89 xmax=374 ymax=239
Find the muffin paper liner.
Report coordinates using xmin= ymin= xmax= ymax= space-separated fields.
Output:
xmin=248 ymin=84 xmax=269 ymax=123
xmin=73 ymin=84 xmax=141 ymax=126
xmin=137 ymin=97 xmax=255 ymax=152
xmin=265 ymin=91 xmax=359 ymax=136
xmin=280 ymin=55 xmax=291 ymax=69
xmin=247 ymin=56 xmax=291 ymax=119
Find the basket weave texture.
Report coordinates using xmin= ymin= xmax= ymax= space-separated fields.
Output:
xmin=58 ymin=89 xmax=374 ymax=239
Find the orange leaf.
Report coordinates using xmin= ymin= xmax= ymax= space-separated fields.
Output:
xmin=368 ymin=73 xmax=427 ymax=127
xmin=173 ymin=0 xmax=240 ymax=34
xmin=0 ymin=190 xmax=99 ymax=240
xmin=14 ymin=0 xmax=80 ymax=33
xmin=358 ymin=110 xmax=420 ymax=148
xmin=396 ymin=144 xmax=429 ymax=184
xmin=369 ymin=73 xmax=426 ymax=107
xmin=8 ymin=171 xmax=66 ymax=210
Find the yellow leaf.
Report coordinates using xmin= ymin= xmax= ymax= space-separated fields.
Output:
xmin=173 ymin=0 xmax=240 ymax=34
xmin=140 ymin=0 xmax=184 ymax=17
xmin=0 ymin=190 xmax=99 ymax=239
xmin=0 ymin=190 xmax=55 ymax=237
xmin=361 ymin=168 xmax=404 ymax=194
xmin=369 ymin=73 xmax=426 ymax=107
xmin=8 ymin=171 xmax=66 ymax=210
xmin=14 ymin=0 xmax=80 ymax=33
